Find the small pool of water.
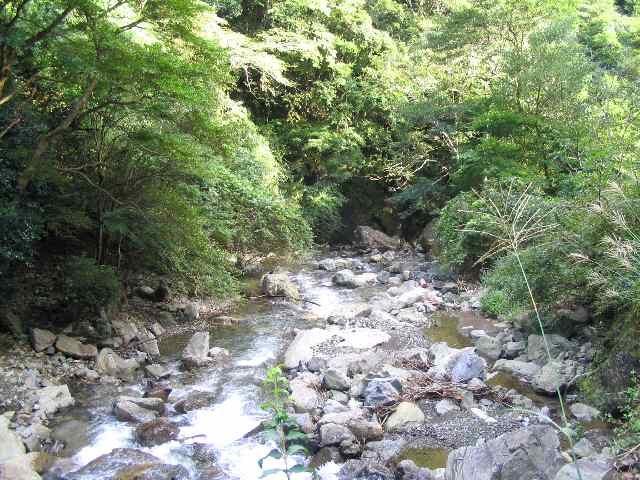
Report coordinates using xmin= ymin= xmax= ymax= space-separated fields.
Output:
xmin=486 ymin=372 xmax=557 ymax=407
xmin=397 ymin=447 xmax=450 ymax=470
xmin=424 ymin=313 xmax=473 ymax=348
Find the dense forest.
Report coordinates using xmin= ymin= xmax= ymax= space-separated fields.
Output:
xmin=2 ymin=0 xmax=640 ymax=447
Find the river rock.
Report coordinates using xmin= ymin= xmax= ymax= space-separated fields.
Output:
xmin=475 ymin=335 xmax=503 ymax=360
xmin=137 ymin=328 xmax=160 ymax=358
xmin=113 ymin=400 xmax=157 ymax=423
xmin=572 ymin=438 xmax=597 ymax=458
xmin=428 ymin=343 xmax=486 ymax=383
xmin=333 ymin=269 xmax=376 ymax=288
xmin=354 ymin=226 xmax=400 ymax=251
xmin=324 ymin=369 xmax=351 ymax=391
xmin=145 ymin=364 xmax=171 ymax=380
xmin=570 ymin=403 xmax=600 ymax=422
xmin=95 ymin=348 xmax=139 ymax=379
xmin=261 ymin=273 xmax=300 ymax=300
xmin=208 ymin=347 xmax=230 ymax=361
xmin=532 ymin=360 xmax=578 ymax=395
xmin=435 ymin=398 xmax=460 ymax=416
xmin=553 ymin=457 xmax=614 ymax=480
xmin=174 ymin=390 xmax=217 ymax=413
xmin=0 ymin=415 xmax=25 ymax=462
xmin=320 ymin=423 xmax=355 ymax=447
xmin=527 ymin=334 xmax=573 ymax=365
xmin=182 ymin=331 xmax=211 ymax=369
xmin=34 ymin=385 xmax=74 ymax=416
xmin=493 ymin=359 xmax=541 ymax=382
xmin=361 ymin=438 xmax=407 ymax=465
xmin=385 ymin=402 xmax=425 ymax=431
xmin=111 ymin=320 xmax=139 ymax=345
xmin=284 ymin=328 xmax=333 ymax=369
xmin=318 ymin=258 xmax=337 ymax=271
xmin=348 ymin=418 xmax=384 ymax=441
xmin=118 ymin=396 xmax=165 ymax=413
xmin=339 ymin=459 xmax=395 ymax=480
xmin=504 ymin=341 xmax=526 ymax=359
xmin=30 ymin=329 xmax=56 ymax=353
xmin=18 ymin=423 xmax=50 ymax=453
xmin=394 ymin=289 xmax=426 ymax=309
xmin=135 ymin=418 xmax=179 ymax=446
xmin=65 ymin=448 xmax=188 ymax=480
xmin=145 ymin=383 xmax=172 ymax=402
xmin=364 ymin=377 xmax=401 ymax=407
xmin=54 ymin=335 xmax=97 ymax=359
xmin=290 ymin=373 xmax=322 ymax=413
xmin=445 ymin=425 xmax=566 ymax=480
xmin=51 ymin=419 xmax=89 ymax=456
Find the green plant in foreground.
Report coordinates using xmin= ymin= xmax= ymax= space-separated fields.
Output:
xmin=259 ymin=366 xmax=309 ymax=479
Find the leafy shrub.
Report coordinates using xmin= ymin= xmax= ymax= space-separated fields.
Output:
xmin=433 ymin=191 xmax=492 ymax=270
xmin=62 ymin=257 xmax=120 ymax=316
xmin=480 ymin=289 xmax=510 ymax=317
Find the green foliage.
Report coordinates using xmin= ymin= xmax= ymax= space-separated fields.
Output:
xmin=260 ymin=366 xmax=310 ymax=479
xmin=62 ymin=256 xmax=120 ymax=316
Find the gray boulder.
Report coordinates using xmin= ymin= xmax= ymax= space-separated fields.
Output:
xmin=290 ymin=373 xmax=322 ymax=413
xmin=136 ymin=328 xmax=160 ymax=358
xmin=111 ymin=320 xmax=139 ymax=344
xmin=364 ymin=377 xmax=401 ymax=407
xmin=95 ymin=348 xmax=139 ymax=379
xmin=475 ymin=335 xmax=503 ymax=360
xmin=385 ymin=402 xmax=425 ymax=431
xmin=261 ymin=273 xmax=300 ymax=300
xmin=0 ymin=415 xmax=25 ymax=462
xmin=428 ymin=343 xmax=486 ymax=383
xmin=174 ymin=391 xmax=216 ymax=413
xmin=354 ymin=226 xmax=400 ymax=251
xmin=34 ymin=385 xmax=74 ymax=416
xmin=569 ymin=403 xmax=600 ymax=422
xmin=445 ymin=425 xmax=566 ymax=480
xmin=145 ymin=364 xmax=171 ymax=380
xmin=65 ymin=448 xmax=188 ymax=480
xmin=320 ymin=423 xmax=355 ymax=447
xmin=527 ymin=334 xmax=573 ymax=365
xmin=532 ymin=360 xmax=578 ymax=395
xmin=554 ymin=457 xmax=614 ymax=480
xmin=339 ymin=460 xmax=395 ymax=479
xmin=324 ymin=369 xmax=351 ymax=391
xmin=182 ymin=331 xmax=211 ymax=369
xmin=493 ymin=359 xmax=541 ymax=382
xmin=55 ymin=335 xmax=98 ymax=359
xmin=135 ymin=418 xmax=179 ymax=446
xmin=113 ymin=400 xmax=157 ymax=423
xmin=504 ymin=341 xmax=526 ymax=359
xmin=318 ymin=258 xmax=337 ymax=271
xmin=30 ymin=329 xmax=56 ymax=353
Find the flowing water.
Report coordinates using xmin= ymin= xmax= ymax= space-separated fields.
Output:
xmin=48 ymin=262 xmax=378 ymax=479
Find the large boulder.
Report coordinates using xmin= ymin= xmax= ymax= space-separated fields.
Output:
xmin=354 ymin=226 xmax=400 ymax=251
xmin=111 ymin=320 xmax=139 ymax=345
xmin=0 ymin=453 xmax=44 ymax=480
xmin=333 ymin=270 xmax=377 ymax=288
xmin=135 ymin=419 xmax=179 ymax=446
xmin=290 ymin=373 xmax=322 ymax=413
xmin=428 ymin=343 xmax=486 ymax=383
xmin=33 ymin=385 xmax=74 ymax=416
xmin=318 ymin=258 xmax=337 ymax=271
xmin=113 ymin=400 xmax=157 ymax=423
xmin=261 ymin=273 xmax=300 ymax=300
xmin=54 ymin=335 xmax=97 ymax=359
xmin=339 ymin=459 xmax=395 ymax=480
xmin=532 ymin=360 xmax=578 ymax=395
xmin=174 ymin=391 xmax=216 ymax=413
xmin=493 ymin=359 xmax=541 ymax=382
xmin=393 ymin=289 xmax=426 ymax=309
xmin=182 ymin=331 xmax=211 ymax=369
xmin=95 ymin=348 xmax=139 ymax=379
xmin=324 ymin=369 xmax=351 ymax=391
xmin=527 ymin=334 xmax=573 ymax=365
xmin=319 ymin=423 xmax=356 ymax=447
xmin=570 ymin=403 xmax=601 ymax=422
xmin=364 ymin=377 xmax=401 ymax=407
xmin=475 ymin=335 xmax=503 ymax=360
xmin=445 ymin=425 xmax=566 ymax=480
xmin=384 ymin=402 xmax=425 ymax=432
xmin=136 ymin=328 xmax=160 ymax=358
xmin=64 ymin=448 xmax=189 ymax=480
xmin=284 ymin=328 xmax=333 ymax=369
xmin=553 ymin=457 xmax=614 ymax=480
xmin=0 ymin=415 xmax=25 ymax=462
xmin=30 ymin=329 xmax=56 ymax=353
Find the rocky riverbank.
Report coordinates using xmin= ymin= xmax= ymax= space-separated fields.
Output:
xmin=0 ymin=226 xmax=629 ymax=479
